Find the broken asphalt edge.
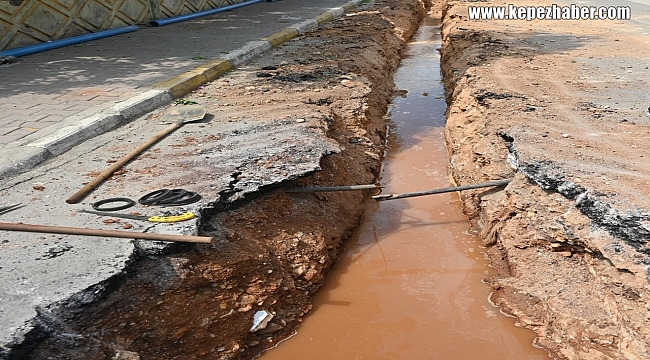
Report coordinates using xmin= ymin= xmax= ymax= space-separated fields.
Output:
xmin=0 ymin=0 xmax=363 ymax=182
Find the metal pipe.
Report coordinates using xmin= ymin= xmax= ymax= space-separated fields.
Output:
xmin=285 ymin=184 xmax=381 ymax=193
xmin=372 ymin=179 xmax=512 ymax=201
xmin=0 ymin=222 xmax=213 ymax=244
xmin=150 ymin=0 xmax=265 ymax=27
xmin=0 ymin=26 xmax=139 ymax=58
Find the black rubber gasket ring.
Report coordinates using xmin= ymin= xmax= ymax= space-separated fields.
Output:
xmin=138 ymin=189 xmax=172 ymax=205
xmin=138 ymin=189 xmax=202 ymax=206
xmin=157 ymin=191 xmax=202 ymax=206
xmin=153 ymin=189 xmax=188 ymax=204
xmin=92 ymin=197 xmax=136 ymax=211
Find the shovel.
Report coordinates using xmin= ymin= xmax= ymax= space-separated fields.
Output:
xmin=66 ymin=106 xmax=207 ymax=204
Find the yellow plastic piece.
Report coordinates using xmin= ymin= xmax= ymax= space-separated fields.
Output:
xmin=147 ymin=212 xmax=195 ymax=223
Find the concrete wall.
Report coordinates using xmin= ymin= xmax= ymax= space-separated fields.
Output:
xmin=0 ymin=0 xmax=245 ymax=51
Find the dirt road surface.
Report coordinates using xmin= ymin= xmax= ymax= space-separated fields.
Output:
xmin=2 ymin=0 xmax=650 ymax=359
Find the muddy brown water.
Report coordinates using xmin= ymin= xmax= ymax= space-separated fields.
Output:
xmin=260 ymin=19 xmax=552 ymax=360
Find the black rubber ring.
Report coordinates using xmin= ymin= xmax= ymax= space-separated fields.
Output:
xmin=92 ymin=197 xmax=136 ymax=211
xmin=154 ymin=189 xmax=189 ymax=204
xmin=138 ymin=189 xmax=171 ymax=205
xmin=158 ymin=192 xmax=202 ymax=206
xmin=138 ymin=189 xmax=202 ymax=206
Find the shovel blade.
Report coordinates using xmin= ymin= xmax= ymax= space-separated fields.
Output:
xmin=159 ymin=105 xmax=206 ymax=124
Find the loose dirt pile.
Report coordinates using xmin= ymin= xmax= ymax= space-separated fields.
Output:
xmin=9 ymin=1 xmax=426 ymax=359
xmin=442 ymin=1 xmax=650 ymax=359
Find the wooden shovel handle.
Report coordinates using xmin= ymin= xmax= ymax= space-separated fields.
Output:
xmin=0 ymin=222 xmax=213 ymax=244
xmin=66 ymin=122 xmax=181 ymax=204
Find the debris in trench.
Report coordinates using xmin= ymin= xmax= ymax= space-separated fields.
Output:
xmin=250 ymin=310 xmax=274 ymax=332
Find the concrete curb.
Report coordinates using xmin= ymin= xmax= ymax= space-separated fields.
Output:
xmin=0 ymin=146 xmax=51 ymax=180
xmin=291 ymin=19 xmax=320 ymax=35
xmin=0 ymin=0 xmax=364 ymax=182
xmin=261 ymin=28 xmax=300 ymax=48
xmin=153 ymin=59 xmax=234 ymax=97
xmin=224 ymin=41 xmax=273 ymax=67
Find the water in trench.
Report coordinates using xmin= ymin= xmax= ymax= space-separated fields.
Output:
xmin=261 ymin=19 xmax=552 ymax=360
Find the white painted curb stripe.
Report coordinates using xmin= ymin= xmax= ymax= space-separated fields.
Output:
xmin=291 ymin=19 xmax=320 ymax=35
xmin=329 ymin=7 xmax=346 ymax=18
xmin=225 ymin=41 xmax=273 ymax=67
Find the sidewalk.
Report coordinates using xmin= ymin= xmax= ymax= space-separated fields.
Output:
xmin=0 ymin=0 xmax=360 ymax=179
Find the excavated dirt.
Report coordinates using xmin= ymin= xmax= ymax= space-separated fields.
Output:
xmin=8 ymin=1 xmax=426 ymax=359
xmin=442 ymin=1 xmax=650 ymax=359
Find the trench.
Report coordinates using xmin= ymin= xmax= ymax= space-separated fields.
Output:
xmin=259 ymin=17 xmax=552 ymax=360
